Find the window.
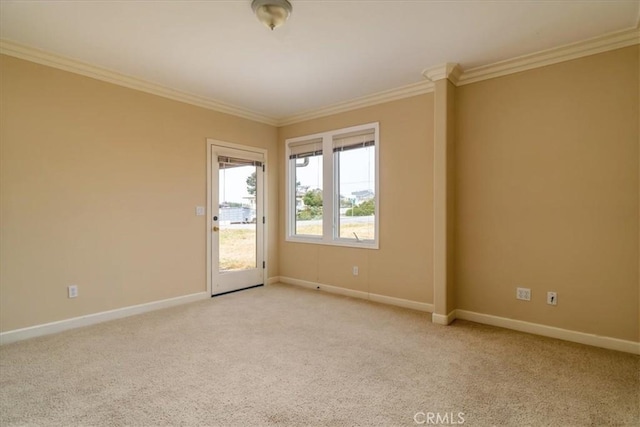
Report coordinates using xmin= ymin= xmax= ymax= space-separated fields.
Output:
xmin=289 ymin=138 xmax=323 ymax=237
xmin=286 ymin=122 xmax=379 ymax=249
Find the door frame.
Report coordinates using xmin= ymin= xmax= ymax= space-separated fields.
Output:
xmin=206 ymin=139 xmax=268 ymax=296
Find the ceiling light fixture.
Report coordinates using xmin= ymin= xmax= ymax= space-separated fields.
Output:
xmin=251 ymin=0 xmax=292 ymax=30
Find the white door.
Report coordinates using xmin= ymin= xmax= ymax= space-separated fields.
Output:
xmin=209 ymin=143 xmax=265 ymax=296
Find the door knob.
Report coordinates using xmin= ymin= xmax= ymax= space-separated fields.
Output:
xmin=213 ymin=226 xmax=220 ymax=232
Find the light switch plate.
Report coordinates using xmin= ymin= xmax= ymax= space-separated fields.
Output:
xmin=195 ymin=206 xmax=205 ymax=216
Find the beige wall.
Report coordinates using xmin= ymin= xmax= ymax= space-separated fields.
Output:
xmin=0 ymin=55 xmax=279 ymax=332
xmin=2 ymin=44 xmax=638 ymax=345
xmin=455 ymin=46 xmax=639 ymax=341
xmin=278 ymin=94 xmax=435 ymax=303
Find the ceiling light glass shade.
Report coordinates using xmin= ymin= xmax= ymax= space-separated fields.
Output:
xmin=251 ymin=0 xmax=292 ymax=30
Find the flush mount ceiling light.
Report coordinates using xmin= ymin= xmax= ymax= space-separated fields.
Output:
xmin=251 ymin=0 xmax=292 ymax=30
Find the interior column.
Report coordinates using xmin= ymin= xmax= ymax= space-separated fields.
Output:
xmin=424 ymin=63 xmax=460 ymax=325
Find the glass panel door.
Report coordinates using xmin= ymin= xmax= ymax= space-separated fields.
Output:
xmin=219 ymin=158 xmax=258 ymax=272
xmin=211 ymin=147 xmax=264 ymax=295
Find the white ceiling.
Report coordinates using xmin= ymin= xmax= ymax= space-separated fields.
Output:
xmin=1 ymin=0 xmax=638 ymax=120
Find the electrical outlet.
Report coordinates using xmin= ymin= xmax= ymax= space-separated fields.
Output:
xmin=68 ymin=285 xmax=78 ymax=298
xmin=516 ymin=287 xmax=531 ymax=301
xmin=352 ymin=266 xmax=359 ymax=276
xmin=547 ymin=291 xmax=557 ymax=305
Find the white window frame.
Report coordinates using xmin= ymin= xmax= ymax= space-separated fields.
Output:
xmin=285 ymin=122 xmax=379 ymax=249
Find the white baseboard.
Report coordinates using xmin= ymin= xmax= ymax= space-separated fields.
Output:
xmin=8 ymin=281 xmax=634 ymax=355
xmin=0 ymin=292 xmax=209 ymax=345
xmin=369 ymin=293 xmax=433 ymax=312
xmin=276 ymin=278 xmax=638 ymax=354
xmin=432 ymin=310 xmax=457 ymax=325
xmin=455 ymin=309 xmax=640 ymax=355
xmin=278 ymin=276 xmax=434 ymax=313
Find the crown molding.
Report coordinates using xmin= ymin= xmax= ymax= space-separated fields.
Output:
xmin=457 ymin=26 xmax=640 ymax=86
xmin=277 ymin=80 xmax=434 ymax=126
xmin=2 ymin=23 xmax=639 ymax=128
xmin=0 ymin=39 xmax=278 ymax=126
xmin=286 ymin=26 xmax=639 ymax=123
xmin=422 ymin=62 xmax=462 ymax=85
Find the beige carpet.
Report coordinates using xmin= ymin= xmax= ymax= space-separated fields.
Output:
xmin=1 ymin=283 xmax=638 ymax=426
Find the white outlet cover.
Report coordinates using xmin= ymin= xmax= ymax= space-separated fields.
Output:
xmin=68 ymin=285 xmax=78 ymax=298
xmin=516 ymin=287 xmax=531 ymax=301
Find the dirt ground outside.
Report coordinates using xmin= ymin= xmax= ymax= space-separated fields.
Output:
xmin=219 ymin=217 xmax=374 ymax=271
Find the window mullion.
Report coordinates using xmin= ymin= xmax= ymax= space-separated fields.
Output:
xmin=322 ymin=135 xmax=333 ymax=244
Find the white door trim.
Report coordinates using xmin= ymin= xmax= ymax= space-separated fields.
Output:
xmin=206 ymin=139 xmax=268 ymax=296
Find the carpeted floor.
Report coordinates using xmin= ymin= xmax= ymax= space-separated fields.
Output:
xmin=1 ymin=283 xmax=638 ymax=426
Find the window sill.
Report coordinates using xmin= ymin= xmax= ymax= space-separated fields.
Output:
xmin=285 ymin=235 xmax=379 ymax=250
